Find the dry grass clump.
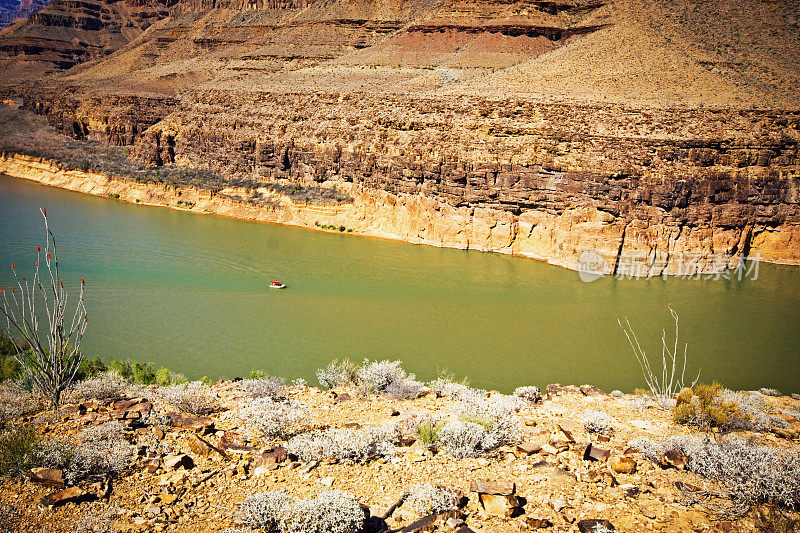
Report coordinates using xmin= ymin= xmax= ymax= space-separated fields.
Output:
xmin=672 ymin=382 xmax=738 ymax=431
xmin=673 ymin=382 xmax=788 ymax=433
xmin=238 ymin=490 xmax=365 ymax=533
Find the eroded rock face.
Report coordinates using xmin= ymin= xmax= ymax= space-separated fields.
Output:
xmin=120 ymin=91 xmax=799 ymax=274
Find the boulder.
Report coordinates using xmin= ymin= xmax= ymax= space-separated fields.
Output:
xmin=40 ymin=486 xmax=94 ymax=507
xmin=580 ymin=385 xmax=607 ymax=397
xmin=187 ymin=434 xmax=227 ymax=458
xmin=583 ymin=443 xmax=611 ymax=462
xmin=29 ymin=467 xmax=64 ymax=487
xmin=610 ymin=456 xmax=637 ymax=474
xmin=168 ymin=413 xmax=214 ymax=434
xmin=515 ymin=443 xmax=541 ymax=456
xmin=478 ymin=493 xmax=523 ymax=517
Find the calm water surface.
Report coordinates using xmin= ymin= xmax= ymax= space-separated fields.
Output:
xmin=1 ymin=174 xmax=799 ymax=393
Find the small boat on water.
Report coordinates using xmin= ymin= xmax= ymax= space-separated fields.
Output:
xmin=269 ymin=280 xmax=286 ymax=289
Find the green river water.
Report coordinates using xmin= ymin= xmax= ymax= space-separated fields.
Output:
xmin=1 ymin=174 xmax=799 ymax=393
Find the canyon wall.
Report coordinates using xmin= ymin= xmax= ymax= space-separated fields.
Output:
xmin=4 ymin=87 xmax=800 ymax=277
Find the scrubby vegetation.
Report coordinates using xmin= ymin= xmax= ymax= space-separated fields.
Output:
xmin=238 ymin=490 xmax=365 ymax=533
xmin=286 ymin=426 xmax=396 ymax=463
xmin=671 ymin=382 xmax=788 ymax=434
xmin=405 ymin=484 xmax=459 ymax=515
xmin=582 ymin=410 xmax=614 ymax=437
xmin=36 ymin=423 xmax=133 ymax=485
xmin=0 ymin=426 xmax=39 ymax=477
xmin=632 ymin=435 xmax=800 ymax=512
xmin=238 ymin=397 xmax=305 ymax=439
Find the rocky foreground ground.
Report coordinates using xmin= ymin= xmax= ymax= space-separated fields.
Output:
xmin=1 ymin=376 xmax=799 ymax=533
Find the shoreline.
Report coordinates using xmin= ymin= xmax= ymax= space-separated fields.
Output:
xmin=2 ymin=152 xmax=799 ymax=276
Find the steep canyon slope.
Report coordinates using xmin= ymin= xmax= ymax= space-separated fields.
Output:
xmin=0 ymin=0 xmax=798 ymax=274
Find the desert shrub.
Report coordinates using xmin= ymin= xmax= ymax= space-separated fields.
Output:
xmin=610 ymin=390 xmax=624 ymax=398
xmin=386 ymin=377 xmax=424 ymax=400
xmin=721 ymin=390 xmax=774 ymax=431
xmin=291 ymin=378 xmax=307 ymax=388
xmin=513 ymin=386 xmax=542 ymax=404
xmin=0 ymin=381 xmax=43 ymax=426
xmin=316 ymin=359 xmax=358 ymax=389
xmin=238 ymin=397 xmax=304 ymax=439
xmin=631 ymin=436 xmax=800 ymax=509
xmin=438 ymin=420 xmax=498 ymax=458
xmin=239 ymin=377 xmax=287 ymax=399
xmin=0 ymin=426 xmax=39 ymax=477
xmin=67 ymin=372 xmax=128 ymax=402
xmin=428 ymin=380 xmax=478 ymax=402
xmin=582 ymin=410 xmax=615 ymax=437
xmin=672 ymin=382 xmax=738 ymax=431
xmin=405 ymin=484 xmax=459 ymax=515
xmin=159 ymin=381 xmax=219 ymax=414
xmin=286 ymin=427 xmax=395 ymax=463
xmin=615 ymin=304 xmax=700 ymax=405
xmin=38 ymin=422 xmax=133 ymax=484
xmin=355 ymin=359 xmax=410 ymax=394
xmin=760 ymin=388 xmax=782 ymax=397
xmin=415 ymin=417 xmax=445 ymax=446
xmin=456 ymin=392 xmax=521 ymax=446
xmin=239 ymin=490 xmax=364 ymax=533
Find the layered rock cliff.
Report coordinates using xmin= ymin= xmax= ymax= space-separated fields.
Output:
xmin=2 ymin=0 xmax=799 ymax=274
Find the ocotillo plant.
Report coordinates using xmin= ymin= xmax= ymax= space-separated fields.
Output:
xmin=0 ymin=208 xmax=87 ymax=406
xmin=615 ymin=302 xmax=700 ymax=407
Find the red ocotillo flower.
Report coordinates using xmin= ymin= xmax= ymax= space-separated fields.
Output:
xmin=60 ymin=279 xmax=63 ymax=288
xmin=20 ymin=276 xmax=25 ymax=281
xmin=10 ymin=263 xmax=14 ymax=270
xmin=42 ymin=207 xmax=46 ymax=216
xmin=37 ymin=246 xmax=40 ymax=252
xmin=81 ymin=277 xmax=84 ymax=284
xmin=0 ymin=289 xmax=4 ymax=293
